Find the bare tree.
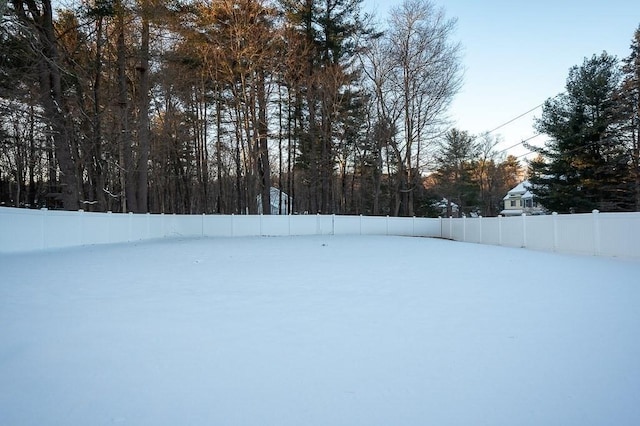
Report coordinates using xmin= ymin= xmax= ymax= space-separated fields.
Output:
xmin=367 ymin=0 xmax=461 ymax=216
xmin=11 ymin=0 xmax=80 ymax=210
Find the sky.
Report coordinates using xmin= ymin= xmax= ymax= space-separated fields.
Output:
xmin=363 ymin=0 xmax=640 ymax=161
xmin=1 ymin=235 xmax=639 ymax=424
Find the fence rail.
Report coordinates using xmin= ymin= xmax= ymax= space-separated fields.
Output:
xmin=441 ymin=210 xmax=640 ymax=258
xmin=1 ymin=207 xmax=639 ymax=258
xmin=0 ymin=207 xmax=440 ymax=253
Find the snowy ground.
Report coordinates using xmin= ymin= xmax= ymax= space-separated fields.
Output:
xmin=1 ymin=235 xmax=639 ymax=426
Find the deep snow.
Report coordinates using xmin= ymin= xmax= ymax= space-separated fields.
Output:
xmin=1 ymin=235 xmax=639 ymax=425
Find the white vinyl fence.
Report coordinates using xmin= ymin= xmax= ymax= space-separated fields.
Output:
xmin=441 ymin=210 xmax=640 ymax=258
xmin=1 ymin=207 xmax=639 ymax=258
xmin=0 ymin=207 xmax=440 ymax=253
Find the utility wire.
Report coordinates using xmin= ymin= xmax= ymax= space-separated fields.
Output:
xmin=485 ymin=103 xmax=545 ymax=135
xmin=496 ymin=133 xmax=543 ymax=156
xmin=481 ymin=92 xmax=565 ymax=157
xmin=513 ymin=133 xmax=617 ymax=160
xmin=484 ymin=92 xmax=564 ymax=136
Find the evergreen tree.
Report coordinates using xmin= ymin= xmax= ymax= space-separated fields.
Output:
xmin=433 ymin=128 xmax=478 ymax=216
xmin=528 ymin=53 xmax=633 ymax=213
xmin=619 ymin=25 xmax=640 ymax=210
xmin=280 ymin=0 xmax=375 ymax=213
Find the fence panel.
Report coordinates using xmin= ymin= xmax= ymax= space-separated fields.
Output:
xmin=147 ymin=214 xmax=166 ymax=239
xmin=500 ymin=216 xmax=525 ymax=248
xmin=464 ymin=218 xmax=481 ymax=243
xmin=361 ymin=216 xmax=389 ymax=235
xmin=230 ymin=215 xmax=261 ymax=237
xmin=480 ymin=217 xmax=501 ymax=245
xmin=2 ymin=207 xmax=639 ymax=258
xmin=450 ymin=218 xmax=465 ymax=241
xmin=413 ymin=218 xmax=441 ymax=237
xmin=316 ymin=215 xmax=334 ymax=235
xmin=260 ymin=215 xmax=290 ymax=236
xmin=42 ymin=210 xmax=82 ymax=249
xmin=0 ymin=207 xmax=43 ymax=252
xmin=555 ymin=214 xmax=595 ymax=255
xmin=81 ymin=212 xmax=111 ymax=245
xmin=525 ymin=215 xmax=554 ymax=251
xmin=598 ymin=212 xmax=640 ymax=258
xmin=334 ymin=215 xmax=360 ymax=235
xmin=441 ymin=217 xmax=452 ymax=240
xmin=202 ymin=215 xmax=233 ymax=237
xmin=129 ymin=214 xmax=149 ymax=241
xmin=287 ymin=215 xmax=316 ymax=235
xmin=386 ymin=217 xmax=412 ymax=236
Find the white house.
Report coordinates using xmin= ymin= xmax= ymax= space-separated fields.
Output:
xmin=500 ymin=181 xmax=545 ymax=216
xmin=257 ymin=187 xmax=292 ymax=215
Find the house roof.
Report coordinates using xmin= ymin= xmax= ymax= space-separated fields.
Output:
xmin=503 ymin=181 xmax=534 ymax=200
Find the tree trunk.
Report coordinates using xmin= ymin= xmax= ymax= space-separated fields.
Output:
xmin=136 ymin=11 xmax=150 ymax=213
xmin=257 ymin=71 xmax=271 ymax=214
xmin=92 ymin=15 xmax=107 ymax=211
xmin=117 ymin=5 xmax=136 ymax=213
xmin=35 ymin=0 xmax=79 ymax=210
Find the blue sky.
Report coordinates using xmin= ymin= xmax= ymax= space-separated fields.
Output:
xmin=363 ymin=0 xmax=639 ymax=160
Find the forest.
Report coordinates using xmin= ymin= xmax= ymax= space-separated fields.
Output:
xmin=0 ymin=0 xmax=638 ymax=216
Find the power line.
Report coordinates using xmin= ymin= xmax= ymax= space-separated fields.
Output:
xmin=484 ymin=92 xmax=564 ymax=136
xmin=485 ymin=103 xmax=545 ymax=135
xmin=479 ymin=92 xmax=565 ymax=157
xmin=496 ymin=133 xmax=543 ymax=156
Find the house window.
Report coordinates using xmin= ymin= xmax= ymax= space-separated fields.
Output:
xmin=510 ymin=200 xmax=516 ymax=207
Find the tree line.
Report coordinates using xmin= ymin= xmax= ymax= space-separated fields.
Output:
xmin=1 ymin=1 xmax=637 ymax=216
xmin=528 ymin=33 xmax=640 ymax=214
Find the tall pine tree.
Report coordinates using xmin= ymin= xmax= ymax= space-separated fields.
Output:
xmin=528 ymin=53 xmax=633 ymax=213
xmin=619 ymin=26 xmax=640 ymax=211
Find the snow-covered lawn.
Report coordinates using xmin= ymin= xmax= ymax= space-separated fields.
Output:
xmin=1 ymin=236 xmax=639 ymax=425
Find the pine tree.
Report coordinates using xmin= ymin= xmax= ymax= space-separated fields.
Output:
xmin=433 ymin=128 xmax=478 ymax=217
xmin=279 ymin=0 xmax=374 ymax=213
xmin=528 ymin=53 xmax=633 ymax=213
xmin=619 ymin=26 xmax=640 ymax=211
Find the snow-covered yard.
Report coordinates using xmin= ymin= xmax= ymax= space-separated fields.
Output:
xmin=1 ymin=235 xmax=639 ymax=425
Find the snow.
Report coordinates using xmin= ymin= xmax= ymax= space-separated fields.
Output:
xmin=1 ymin=235 xmax=639 ymax=425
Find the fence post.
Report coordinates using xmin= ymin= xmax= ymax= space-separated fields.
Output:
xmin=592 ymin=209 xmax=601 ymax=256
xmin=498 ymin=215 xmax=502 ymax=245
xmin=479 ymin=215 xmax=483 ymax=243
xmin=386 ymin=215 xmax=389 ymax=235
xmin=462 ymin=215 xmax=466 ymax=242
xmin=40 ymin=208 xmax=47 ymax=250
xmin=521 ymin=213 xmax=527 ymax=248
xmin=231 ymin=213 xmax=234 ymax=237
xmin=552 ymin=212 xmax=558 ymax=251
xmin=260 ymin=212 xmax=263 ymax=236
xmin=202 ymin=213 xmax=205 ymax=237
xmin=449 ymin=216 xmax=453 ymax=240
xmin=107 ymin=211 xmax=113 ymax=243
xmin=128 ymin=212 xmax=133 ymax=242
xmin=78 ymin=209 xmax=84 ymax=246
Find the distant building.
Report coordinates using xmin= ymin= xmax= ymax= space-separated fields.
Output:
xmin=500 ymin=181 xmax=545 ymax=216
xmin=257 ymin=187 xmax=292 ymax=215
xmin=433 ymin=198 xmax=460 ymax=217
